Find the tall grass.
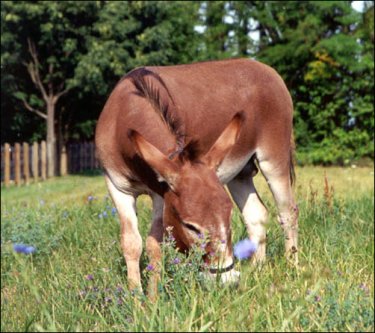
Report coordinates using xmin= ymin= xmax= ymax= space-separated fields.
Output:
xmin=1 ymin=166 xmax=374 ymax=332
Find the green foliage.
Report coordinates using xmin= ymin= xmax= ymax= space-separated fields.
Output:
xmin=1 ymin=1 xmax=374 ymax=165
xmin=298 ymin=128 xmax=373 ymax=165
xmin=1 ymin=1 xmax=101 ymax=143
xmin=1 ymin=205 xmax=64 ymax=257
xmin=73 ymin=1 xmax=200 ymax=96
xmin=255 ymin=1 xmax=374 ymax=165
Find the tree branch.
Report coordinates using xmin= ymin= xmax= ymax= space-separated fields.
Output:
xmin=22 ymin=98 xmax=47 ymax=120
xmin=53 ymin=83 xmax=70 ymax=104
xmin=26 ymin=38 xmax=49 ymax=101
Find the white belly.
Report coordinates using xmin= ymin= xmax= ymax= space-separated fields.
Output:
xmin=216 ymin=152 xmax=254 ymax=184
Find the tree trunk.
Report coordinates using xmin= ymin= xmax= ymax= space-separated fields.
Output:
xmin=238 ymin=16 xmax=249 ymax=56
xmin=46 ymin=100 xmax=56 ymax=177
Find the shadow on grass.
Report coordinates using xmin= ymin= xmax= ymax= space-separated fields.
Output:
xmin=69 ymin=168 xmax=104 ymax=177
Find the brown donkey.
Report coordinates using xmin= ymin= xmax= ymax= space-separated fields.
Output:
xmin=95 ymin=58 xmax=298 ymax=297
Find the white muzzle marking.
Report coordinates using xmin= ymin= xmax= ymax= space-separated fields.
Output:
xmin=199 ymin=261 xmax=240 ymax=286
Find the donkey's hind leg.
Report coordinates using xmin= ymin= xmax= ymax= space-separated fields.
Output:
xmin=257 ymin=157 xmax=298 ymax=264
xmin=105 ymin=176 xmax=143 ymax=291
xmin=228 ymin=160 xmax=268 ymax=263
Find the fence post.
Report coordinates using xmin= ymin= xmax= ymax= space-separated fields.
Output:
xmin=90 ymin=142 xmax=95 ymax=169
xmin=32 ymin=142 xmax=39 ymax=182
xmin=23 ymin=142 xmax=30 ymax=185
xmin=14 ymin=143 xmax=21 ymax=186
xmin=4 ymin=143 xmax=10 ymax=187
xmin=41 ymin=140 xmax=47 ymax=180
xmin=80 ymin=143 xmax=84 ymax=172
xmin=60 ymin=145 xmax=67 ymax=176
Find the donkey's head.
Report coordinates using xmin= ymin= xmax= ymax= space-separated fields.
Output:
xmin=130 ymin=114 xmax=243 ymax=283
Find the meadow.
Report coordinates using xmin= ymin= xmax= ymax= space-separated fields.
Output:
xmin=1 ymin=166 xmax=374 ymax=332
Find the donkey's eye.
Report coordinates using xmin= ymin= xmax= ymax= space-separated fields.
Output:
xmin=182 ymin=221 xmax=201 ymax=234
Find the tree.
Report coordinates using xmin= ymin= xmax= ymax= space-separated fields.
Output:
xmin=228 ymin=1 xmax=256 ymax=57
xmin=1 ymin=1 xmax=373 ymax=166
xmin=196 ymin=1 xmax=233 ymax=59
xmin=73 ymin=1 xmax=200 ymax=97
xmin=1 ymin=1 xmax=100 ymax=176
xmin=253 ymin=1 xmax=374 ymax=164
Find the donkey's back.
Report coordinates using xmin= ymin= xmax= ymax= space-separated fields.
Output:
xmin=96 ymin=58 xmax=294 ymax=194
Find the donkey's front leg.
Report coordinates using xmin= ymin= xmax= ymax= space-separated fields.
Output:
xmin=228 ymin=176 xmax=269 ymax=263
xmin=146 ymin=194 xmax=164 ymax=301
xmin=105 ymin=176 xmax=143 ymax=291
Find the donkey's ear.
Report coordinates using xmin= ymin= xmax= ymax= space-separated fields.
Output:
xmin=203 ymin=113 xmax=244 ymax=170
xmin=129 ymin=130 xmax=180 ymax=190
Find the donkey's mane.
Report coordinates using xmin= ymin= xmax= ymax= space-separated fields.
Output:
xmin=129 ymin=68 xmax=199 ymax=161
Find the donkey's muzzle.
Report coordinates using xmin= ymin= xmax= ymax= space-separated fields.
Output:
xmin=200 ymin=262 xmax=240 ymax=287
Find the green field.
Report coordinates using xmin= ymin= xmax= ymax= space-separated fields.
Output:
xmin=1 ymin=166 xmax=374 ymax=332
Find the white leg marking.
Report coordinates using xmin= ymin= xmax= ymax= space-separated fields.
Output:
xmin=105 ymin=176 xmax=143 ymax=290
xmin=228 ymin=177 xmax=268 ymax=262
xmin=258 ymin=159 xmax=298 ymax=263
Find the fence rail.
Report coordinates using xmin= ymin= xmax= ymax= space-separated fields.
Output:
xmin=1 ymin=141 xmax=100 ymax=187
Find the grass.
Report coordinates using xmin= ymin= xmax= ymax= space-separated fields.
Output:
xmin=1 ymin=166 xmax=374 ymax=332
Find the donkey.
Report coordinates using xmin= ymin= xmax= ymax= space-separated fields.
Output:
xmin=95 ymin=58 xmax=298 ymax=297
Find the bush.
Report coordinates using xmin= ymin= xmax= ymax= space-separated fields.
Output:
xmin=296 ymin=128 xmax=374 ymax=165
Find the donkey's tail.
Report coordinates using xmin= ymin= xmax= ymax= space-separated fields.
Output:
xmin=289 ymin=133 xmax=296 ymax=186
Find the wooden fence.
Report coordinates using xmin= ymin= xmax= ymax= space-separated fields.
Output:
xmin=1 ymin=141 xmax=100 ymax=187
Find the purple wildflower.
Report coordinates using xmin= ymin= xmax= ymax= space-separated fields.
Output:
xmin=102 ymin=211 xmax=108 ymax=218
xmin=78 ymin=290 xmax=87 ymax=297
xmin=221 ymin=239 xmax=226 ymax=244
xmin=166 ymin=233 xmax=175 ymax=242
xmin=200 ymin=242 xmax=207 ymax=249
xmin=233 ymin=239 xmax=257 ymax=260
xmin=116 ymin=286 xmax=123 ymax=294
xmin=117 ymin=299 xmax=123 ymax=306
xmin=85 ymin=274 xmax=94 ymax=281
xmin=314 ymin=295 xmax=321 ymax=302
xmin=146 ymin=264 xmax=154 ymax=271
xmin=198 ymin=233 xmax=204 ymax=240
xmin=104 ymin=297 xmax=112 ymax=303
xmin=88 ymin=195 xmax=94 ymax=202
xmin=13 ymin=244 xmax=36 ymax=255
xmin=98 ymin=213 xmax=103 ymax=219
xmin=359 ymin=283 xmax=369 ymax=294
xmin=172 ymin=258 xmax=181 ymax=265
xmin=111 ymin=207 xmax=117 ymax=215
